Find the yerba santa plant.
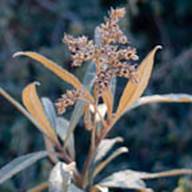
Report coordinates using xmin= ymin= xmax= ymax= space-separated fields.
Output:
xmin=1 ymin=7 xmax=192 ymax=192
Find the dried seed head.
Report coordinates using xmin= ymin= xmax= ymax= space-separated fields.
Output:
xmin=62 ymin=7 xmax=140 ymax=101
xmin=109 ymin=7 xmax=126 ymax=22
xmin=63 ymin=34 xmax=95 ymax=67
xmin=114 ymin=64 xmax=139 ymax=83
xmin=55 ymin=89 xmax=82 ymax=115
xmin=94 ymin=69 xmax=114 ymax=96
xmin=97 ymin=8 xmax=128 ymax=45
xmin=117 ymin=47 xmax=139 ymax=61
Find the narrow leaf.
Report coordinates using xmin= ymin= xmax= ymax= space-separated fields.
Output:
xmin=101 ymin=88 xmax=113 ymax=120
xmin=93 ymin=147 xmax=128 ymax=178
xmin=94 ymin=137 xmax=123 ymax=163
xmin=100 ymin=168 xmax=192 ymax=190
xmin=115 ymin=46 xmax=162 ymax=120
xmin=99 ymin=170 xmax=148 ymax=190
xmin=56 ymin=117 xmax=75 ymax=160
xmin=22 ymin=82 xmax=58 ymax=144
xmin=128 ymin=93 xmax=192 ymax=111
xmin=0 ymin=87 xmax=44 ymax=133
xmin=0 ymin=151 xmax=47 ymax=184
xmin=64 ymin=62 xmax=95 ymax=148
xmin=42 ymin=97 xmax=57 ymax=128
xmin=13 ymin=52 xmax=83 ymax=90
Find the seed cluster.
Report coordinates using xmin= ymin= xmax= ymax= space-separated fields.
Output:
xmin=55 ymin=90 xmax=82 ymax=115
xmin=56 ymin=7 xmax=140 ymax=114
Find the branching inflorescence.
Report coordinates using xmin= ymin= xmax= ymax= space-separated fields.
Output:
xmin=1 ymin=6 xmax=192 ymax=192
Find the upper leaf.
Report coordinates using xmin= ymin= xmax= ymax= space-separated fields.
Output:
xmin=14 ymin=52 xmax=83 ymax=90
xmin=115 ymin=46 xmax=162 ymax=120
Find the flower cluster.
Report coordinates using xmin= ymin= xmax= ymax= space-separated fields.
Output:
xmin=55 ymin=90 xmax=83 ymax=114
xmin=56 ymin=7 xmax=139 ymax=114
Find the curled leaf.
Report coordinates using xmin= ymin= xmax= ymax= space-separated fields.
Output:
xmin=22 ymin=82 xmax=58 ymax=144
xmin=115 ymin=46 xmax=162 ymax=120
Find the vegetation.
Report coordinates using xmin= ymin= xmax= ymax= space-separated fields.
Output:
xmin=1 ymin=6 xmax=192 ymax=192
xmin=0 ymin=0 xmax=192 ymax=192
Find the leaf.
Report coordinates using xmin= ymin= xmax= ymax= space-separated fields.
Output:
xmin=99 ymin=168 xmax=192 ymax=190
xmin=42 ymin=97 xmax=57 ymax=128
xmin=0 ymin=151 xmax=47 ymax=184
xmin=115 ymin=46 xmax=162 ymax=120
xmin=94 ymin=137 xmax=123 ymax=163
xmin=93 ymin=147 xmax=128 ymax=178
xmin=48 ymin=162 xmax=75 ymax=192
xmin=128 ymin=93 xmax=192 ymax=111
xmin=99 ymin=170 xmax=149 ymax=190
xmin=0 ymin=87 xmax=45 ymax=134
xmin=101 ymin=88 xmax=113 ymax=120
xmin=56 ymin=117 xmax=75 ymax=160
xmin=22 ymin=82 xmax=58 ymax=144
xmin=13 ymin=51 xmax=83 ymax=90
xmin=64 ymin=62 xmax=96 ymax=148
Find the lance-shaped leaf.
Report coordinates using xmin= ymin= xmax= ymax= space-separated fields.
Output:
xmin=99 ymin=168 xmax=192 ymax=190
xmin=0 ymin=151 xmax=47 ymax=184
xmin=42 ymin=97 xmax=57 ymax=128
xmin=56 ymin=117 xmax=75 ymax=160
xmin=101 ymin=88 xmax=113 ymax=120
xmin=22 ymin=82 xmax=58 ymax=144
xmin=48 ymin=162 xmax=75 ymax=192
xmin=13 ymin=52 xmax=82 ymax=90
xmin=93 ymin=147 xmax=128 ymax=178
xmin=115 ymin=46 xmax=162 ymax=120
xmin=99 ymin=170 xmax=149 ymax=190
xmin=94 ymin=137 xmax=123 ymax=163
xmin=128 ymin=93 xmax=192 ymax=111
xmin=64 ymin=62 xmax=96 ymax=148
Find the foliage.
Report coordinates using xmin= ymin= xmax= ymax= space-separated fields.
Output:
xmin=1 ymin=6 xmax=192 ymax=192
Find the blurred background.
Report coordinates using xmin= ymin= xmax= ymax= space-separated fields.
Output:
xmin=0 ymin=0 xmax=192 ymax=191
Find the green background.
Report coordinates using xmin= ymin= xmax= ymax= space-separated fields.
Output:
xmin=0 ymin=0 xmax=192 ymax=191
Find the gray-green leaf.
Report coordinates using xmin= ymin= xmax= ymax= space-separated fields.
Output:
xmin=94 ymin=137 xmax=123 ymax=163
xmin=56 ymin=117 xmax=75 ymax=159
xmin=0 ymin=151 xmax=47 ymax=184
xmin=99 ymin=170 xmax=149 ymax=190
xmin=42 ymin=97 xmax=57 ymax=128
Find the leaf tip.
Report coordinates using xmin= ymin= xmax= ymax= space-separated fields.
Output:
xmin=13 ymin=51 xmax=25 ymax=58
xmin=155 ymin=45 xmax=163 ymax=51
